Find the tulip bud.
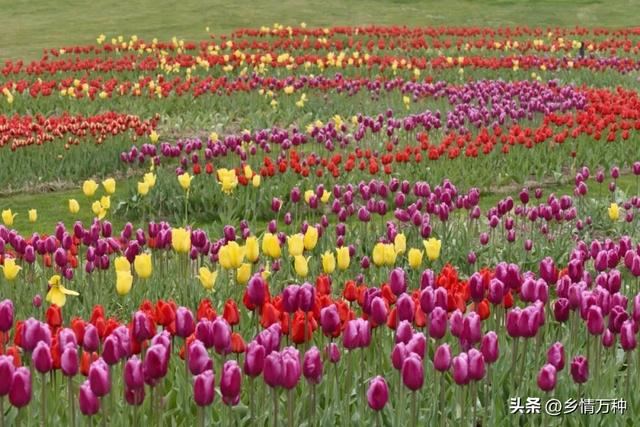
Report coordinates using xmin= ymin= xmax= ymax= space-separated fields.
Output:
xmin=570 ymin=356 xmax=588 ymax=384
xmin=193 ymin=369 xmax=215 ymax=407
xmin=401 ymin=354 xmax=424 ymax=391
xmin=537 ymin=364 xmax=557 ymax=392
xmin=220 ymin=360 xmax=242 ymax=406
xmin=302 ymin=346 xmax=323 ymax=385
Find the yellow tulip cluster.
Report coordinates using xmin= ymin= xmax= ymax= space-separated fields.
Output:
xmin=321 ymin=247 xmax=350 ymax=274
xmin=138 ymin=172 xmax=157 ymax=197
xmin=80 ymin=178 xmax=116 ymax=219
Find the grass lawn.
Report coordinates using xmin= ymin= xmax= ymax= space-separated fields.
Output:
xmin=0 ymin=0 xmax=635 ymax=60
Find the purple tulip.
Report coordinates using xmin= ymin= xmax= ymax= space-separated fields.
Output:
xmin=264 ymin=351 xmax=283 ymax=388
xmin=0 ymin=355 xmax=15 ymax=396
xmin=546 ymin=342 xmax=565 ymax=371
xmin=193 ymin=369 xmax=215 ymax=406
xmin=389 ymin=268 xmax=407 ymax=295
xmin=79 ymin=380 xmax=100 ymax=415
xmin=124 ymin=356 xmax=144 ymax=390
xmin=88 ymin=359 xmax=110 ymax=397
xmin=143 ymin=344 xmax=168 ymax=382
xmin=401 ymin=354 xmax=424 ymax=391
xmin=621 ymin=320 xmax=637 ymax=351
xmin=367 ymin=376 xmax=389 ymax=411
xmin=537 ymin=364 xmax=557 ymax=392
xmin=468 ymin=348 xmax=486 ymax=381
xmin=452 ymin=353 xmax=470 ymax=385
xmin=0 ymin=299 xmax=13 ymax=332
xmin=320 ymin=304 xmax=340 ymax=336
xmin=244 ymin=341 xmax=266 ymax=377
xmin=570 ymin=356 xmax=588 ymax=384
xmin=325 ymin=343 xmax=341 ymax=363
xmin=396 ymin=293 xmax=415 ymax=323
xmin=302 ymin=346 xmax=323 ymax=384
xmin=188 ymin=340 xmax=213 ymax=375
xmin=212 ymin=318 xmax=232 ymax=355
xmin=429 ymin=307 xmax=448 ymax=340
xmin=480 ymin=331 xmax=499 ymax=364
xmin=32 ymin=341 xmax=53 ymax=374
xmin=281 ymin=347 xmax=302 ymax=389
xmin=175 ymin=307 xmax=195 ymax=338
xmin=220 ymin=360 xmax=242 ymax=406
xmin=61 ymin=344 xmax=79 ymax=377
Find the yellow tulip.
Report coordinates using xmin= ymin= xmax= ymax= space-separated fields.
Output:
xmin=608 ymin=203 xmax=619 ymax=221
xmin=1 ymin=210 xmax=16 ymax=226
xmin=91 ymin=201 xmax=106 ymax=219
xmin=243 ymin=165 xmax=253 ymax=179
xmin=82 ymin=180 xmax=98 ymax=197
xmin=304 ymin=190 xmax=314 ymax=204
xmin=287 ymin=234 xmax=305 ymax=257
xmin=245 ymin=236 xmax=260 ymax=262
xmin=294 ymin=255 xmax=310 ymax=277
xmin=321 ymin=251 xmax=336 ymax=274
xmin=219 ymin=241 xmax=246 ymax=269
xmin=394 ymin=233 xmax=407 ymax=255
xmin=383 ymin=243 xmax=397 ymax=266
xmin=114 ymin=256 xmax=131 ymax=272
xmin=149 ymin=130 xmax=159 ymax=143
xmin=320 ymin=191 xmax=331 ymax=204
xmin=100 ymin=196 xmax=111 ymax=210
xmin=217 ymin=169 xmax=238 ymax=195
xmin=138 ymin=181 xmax=150 ymax=196
xmin=28 ymin=209 xmax=37 ymax=223
xmin=236 ymin=263 xmax=251 ymax=284
xmin=336 ymin=247 xmax=350 ymax=270
xmin=178 ymin=172 xmax=193 ymax=191
xmin=252 ymin=175 xmax=261 ymax=187
xmin=1 ymin=258 xmax=21 ymax=281
xmin=172 ymin=228 xmax=191 ymax=253
xmin=116 ymin=270 xmax=133 ymax=296
xmin=197 ymin=267 xmax=218 ymax=291
xmin=102 ymin=178 xmax=116 ymax=194
xmin=408 ymin=248 xmax=423 ymax=269
xmin=143 ymin=172 xmax=157 ymax=188
xmin=134 ymin=253 xmax=152 ymax=279
xmin=423 ymin=238 xmax=442 ymax=261
xmin=303 ymin=226 xmax=318 ymax=251
xmin=372 ymin=243 xmax=385 ymax=267
xmin=46 ymin=275 xmax=79 ymax=307
xmin=262 ymin=233 xmax=281 ymax=259
xmin=68 ymin=199 xmax=80 ymax=214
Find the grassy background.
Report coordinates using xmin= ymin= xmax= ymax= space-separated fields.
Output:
xmin=1 ymin=0 xmax=637 ymax=60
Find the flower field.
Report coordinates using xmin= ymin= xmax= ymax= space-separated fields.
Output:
xmin=2 ymin=10 xmax=640 ymax=427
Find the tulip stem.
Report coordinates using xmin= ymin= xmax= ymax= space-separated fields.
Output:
xmin=439 ymin=374 xmax=445 ymax=427
xmin=197 ymin=406 xmax=204 ymax=427
xmin=625 ymin=352 xmax=631 ymax=398
xmin=287 ymin=388 xmax=294 ymax=427
xmin=310 ymin=384 xmax=316 ymax=427
xmin=472 ymin=382 xmax=477 ymax=427
xmin=40 ymin=373 xmax=46 ymax=427
xmin=0 ymin=397 xmax=4 ymax=427
xmin=68 ymin=376 xmax=76 ymax=427
xmin=411 ymin=391 xmax=417 ymax=427
xmin=249 ymin=378 xmax=255 ymax=424
xmin=272 ymin=389 xmax=279 ymax=427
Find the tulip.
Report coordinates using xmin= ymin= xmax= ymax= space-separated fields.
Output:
xmin=89 ymin=359 xmax=111 ymax=397
xmin=1 ymin=258 xmax=21 ymax=281
xmin=124 ymin=356 xmax=144 ymax=389
xmin=546 ymin=342 xmax=565 ymax=371
xmin=9 ymin=367 xmax=31 ymax=408
xmin=46 ymin=274 xmax=79 ymax=307
xmin=325 ymin=343 xmax=340 ymax=363
xmin=101 ymin=178 xmax=116 ymax=194
xmin=434 ymin=344 xmax=452 ymax=372
xmin=197 ymin=267 xmax=218 ymax=291
xmin=371 ymin=297 xmax=388 ymax=326
xmin=83 ymin=324 xmax=99 ymax=353
xmin=188 ymin=340 xmax=213 ymax=375
xmin=621 ymin=320 xmax=636 ymax=351
xmin=401 ymin=354 xmax=424 ymax=391
xmin=293 ymin=255 xmax=310 ymax=277
xmin=303 ymin=226 xmax=318 ymax=250
xmin=467 ymin=348 xmax=485 ymax=381
xmin=608 ymin=203 xmax=619 ymax=221
xmin=389 ymin=268 xmax=407 ymax=295
xmin=570 ymin=356 xmax=588 ymax=384
xmin=32 ymin=342 xmax=53 ymax=373
xmin=321 ymin=251 xmax=336 ymax=274
xmin=133 ymin=253 xmax=152 ymax=279
xmin=396 ymin=293 xmax=415 ymax=322
xmin=262 ymin=233 xmax=281 ymax=259
xmin=245 ymin=236 xmax=260 ymax=262
xmin=287 ymin=234 xmax=304 ymax=256
xmin=264 ymin=351 xmax=283 ymax=388
xmin=82 ymin=180 xmax=98 ymax=197
xmin=2 ymin=209 xmax=18 ymax=227
xmin=193 ymin=369 xmax=215 ymax=406
xmin=116 ymin=270 xmax=133 ymax=296
xmin=0 ymin=299 xmax=14 ymax=332
xmin=171 ymin=228 xmax=191 ymax=253
xmin=175 ymin=307 xmax=195 ymax=338
xmin=452 ymin=353 xmax=470 ymax=385
xmin=367 ymin=376 xmax=389 ymax=411
xmin=336 ymin=246 xmax=350 ymax=270
xmin=320 ymin=304 xmax=340 ymax=336
xmin=244 ymin=341 xmax=266 ymax=377
xmin=68 ymin=199 xmax=80 ymax=214
xmin=423 ymin=238 xmax=442 ymax=261
xmin=408 ymin=248 xmax=423 ymax=269
xmin=0 ymin=355 xmax=15 ymax=396
xmin=281 ymin=347 xmax=302 ymax=389
xmin=28 ymin=209 xmax=37 ymax=223
xmin=480 ymin=331 xmax=499 ymax=364
xmin=537 ymin=364 xmax=557 ymax=392
xmin=302 ymin=346 xmax=323 ymax=384
xmin=220 ymin=360 xmax=242 ymax=406
xmin=219 ymin=242 xmax=246 ymax=269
